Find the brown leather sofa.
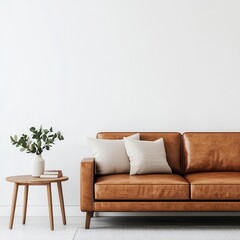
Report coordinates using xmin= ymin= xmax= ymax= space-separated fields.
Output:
xmin=81 ymin=132 xmax=240 ymax=229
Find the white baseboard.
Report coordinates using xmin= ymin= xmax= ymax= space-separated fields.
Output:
xmin=1 ymin=205 xmax=240 ymax=217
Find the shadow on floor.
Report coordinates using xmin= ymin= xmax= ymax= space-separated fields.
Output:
xmin=90 ymin=216 xmax=240 ymax=228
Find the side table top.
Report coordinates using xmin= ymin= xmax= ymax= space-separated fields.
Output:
xmin=6 ymin=175 xmax=68 ymax=185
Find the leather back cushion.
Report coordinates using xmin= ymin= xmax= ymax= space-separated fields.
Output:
xmin=183 ymin=133 xmax=240 ymax=174
xmin=97 ymin=132 xmax=181 ymax=174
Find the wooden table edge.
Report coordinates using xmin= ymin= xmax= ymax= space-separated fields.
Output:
xmin=6 ymin=175 xmax=69 ymax=185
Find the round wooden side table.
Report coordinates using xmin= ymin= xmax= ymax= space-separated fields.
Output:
xmin=6 ymin=175 xmax=69 ymax=231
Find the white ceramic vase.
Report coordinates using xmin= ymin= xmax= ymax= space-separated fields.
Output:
xmin=31 ymin=155 xmax=45 ymax=177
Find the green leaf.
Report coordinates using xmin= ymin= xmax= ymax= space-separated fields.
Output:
xmin=50 ymin=127 xmax=53 ymax=132
xmin=32 ymin=134 xmax=37 ymax=139
xmin=31 ymin=144 xmax=36 ymax=152
xmin=10 ymin=136 xmax=15 ymax=142
xmin=42 ymin=134 xmax=47 ymax=141
xmin=14 ymin=135 xmax=18 ymax=141
xmin=22 ymin=142 xmax=27 ymax=148
xmin=59 ymin=135 xmax=64 ymax=140
xmin=20 ymin=148 xmax=25 ymax=152
xmin=37 ymin=140 xmax=42 ymax=147
xmin=30 ymin=127 xmax=36 ymax=132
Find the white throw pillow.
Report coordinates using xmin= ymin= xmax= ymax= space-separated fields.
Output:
xmin=87 ymin=133 xmax=140 ymax=175
xmin=124 ymin=138 xmax=172 ymax=175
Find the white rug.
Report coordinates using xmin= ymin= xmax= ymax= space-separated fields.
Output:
xmin=73 ymin=217 xmax=240 ymax=240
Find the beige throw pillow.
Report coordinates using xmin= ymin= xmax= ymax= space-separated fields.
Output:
xmin=124 ymin=138 xmax=172 ymax=175
xmin=87 ymin=133 xmax=140 ymax=175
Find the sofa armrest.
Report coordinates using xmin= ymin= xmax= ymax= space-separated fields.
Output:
xmin=80 ymin=158 xmax=95 ymax=212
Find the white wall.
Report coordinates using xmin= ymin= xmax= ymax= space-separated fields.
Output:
xmin=1 ymin=0 xmax=240 ymax=216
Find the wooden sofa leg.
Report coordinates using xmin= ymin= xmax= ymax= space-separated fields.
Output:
xmin=85 ymin=212 xmax=93 ymax=229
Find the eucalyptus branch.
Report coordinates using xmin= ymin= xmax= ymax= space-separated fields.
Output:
xmin=10 ymin=126 xmax=64 ymax=155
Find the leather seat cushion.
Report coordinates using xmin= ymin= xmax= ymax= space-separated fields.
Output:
xmin=185 ymin=172 xmax=240 ymax=200
xmin=95 ymin=174 xmax=189 ymax=200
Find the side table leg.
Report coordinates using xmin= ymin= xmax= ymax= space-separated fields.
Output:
xmin=9 ymin=183 xmax=19 ymax=229
xmin=47 ymin=183 xmax=54 ymax=230
xmin=22 ymin=185 xmax=29 ymax=224
xmin=57 ymin=182 xmax=66 ymax=225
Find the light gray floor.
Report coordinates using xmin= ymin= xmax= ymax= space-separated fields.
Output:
xmin=76 ymin=216 xmax=240 ymax=240
xmin=1 ymin=216 xmax=240 ymax=240
xmin=0 ymin=216 xmax=81 ymax=240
